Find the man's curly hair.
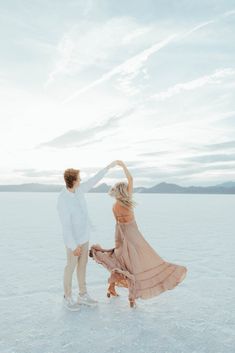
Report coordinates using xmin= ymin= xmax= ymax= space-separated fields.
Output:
xmin=64 ymin=168 xmax=80 ymax=188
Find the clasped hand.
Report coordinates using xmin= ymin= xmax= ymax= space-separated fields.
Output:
xmin=73 ymin=246 xmax=82 ymax=256
xmin=107 ymin=160 xmax=125 ymax=169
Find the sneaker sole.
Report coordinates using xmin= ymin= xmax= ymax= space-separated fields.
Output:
xmin=77 ymin=300 xmax=98 ymax=307
xmin=63 ymin=304 xmax=81 ymax=311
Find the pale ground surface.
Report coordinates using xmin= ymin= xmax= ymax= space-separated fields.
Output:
xmin=0 ymin=193 xmax=234 ymax=353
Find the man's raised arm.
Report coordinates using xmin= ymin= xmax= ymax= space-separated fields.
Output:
xmin=79 ymin=161 xmax=117 ymax=193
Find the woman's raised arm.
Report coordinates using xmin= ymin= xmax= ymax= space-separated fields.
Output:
xmin=116 ymin=160 xmax=133 ymax=194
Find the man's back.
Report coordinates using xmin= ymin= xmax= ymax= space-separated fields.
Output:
xmin=57 ymin=166 xmax=109 ymax=250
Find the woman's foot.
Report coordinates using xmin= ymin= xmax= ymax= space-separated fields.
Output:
xmin=129 ymin=299 xmax=136 ymax=308
xmin=107 ymin=284 xmax=119 ymax=297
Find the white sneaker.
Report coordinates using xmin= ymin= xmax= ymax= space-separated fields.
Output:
xmin=77 ymin=293 xmax=98 ymax=306
xmin=63 ymin=296 xmax=80 ymax=311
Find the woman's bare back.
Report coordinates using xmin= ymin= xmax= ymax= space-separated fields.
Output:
xmin=112 ymin=201 xmax=134 ymax=223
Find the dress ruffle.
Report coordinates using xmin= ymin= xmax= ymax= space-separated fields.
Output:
xmin=90 ymin=220 xmax=187 ymax=301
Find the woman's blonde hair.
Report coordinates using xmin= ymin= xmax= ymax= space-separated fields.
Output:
xmin=108 ymin=181 xmax=136 ymax=209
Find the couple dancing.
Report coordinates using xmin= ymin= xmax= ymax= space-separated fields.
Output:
xmin=57 ymin=160 xmax=187 ymax=310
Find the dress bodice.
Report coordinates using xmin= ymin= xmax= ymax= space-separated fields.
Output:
xmin=112 ymin=201 xmax=134 ymax=223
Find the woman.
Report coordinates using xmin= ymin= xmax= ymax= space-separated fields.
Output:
xmin=90 ymin=161 xmax=187 ymax=308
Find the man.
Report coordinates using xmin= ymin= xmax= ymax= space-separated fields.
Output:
xmin=57 ymin=161 xmax=117 ymax=311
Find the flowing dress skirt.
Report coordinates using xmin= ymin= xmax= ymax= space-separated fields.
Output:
xmin=90 ymin=219 xmax=187 ymax=301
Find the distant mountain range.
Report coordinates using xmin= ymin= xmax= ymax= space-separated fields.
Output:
xmin=0 ymin=181 xmax=235 ymax=194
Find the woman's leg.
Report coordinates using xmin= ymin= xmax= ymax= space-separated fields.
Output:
xmin=107 ymin=282 xmax=119 ymax=297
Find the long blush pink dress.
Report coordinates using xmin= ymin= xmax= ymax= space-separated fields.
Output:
xmin=90 ymin=202 xmax=187 ymax=301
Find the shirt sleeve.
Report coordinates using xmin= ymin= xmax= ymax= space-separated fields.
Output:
xmin=57 ymin=199 xmax=78 ymax=251
xmin=79 ymin=166 xmax=109 ymax=193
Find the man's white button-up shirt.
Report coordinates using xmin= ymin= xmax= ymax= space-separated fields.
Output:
xmin=57 ymin=166 xmax=109 ymax=250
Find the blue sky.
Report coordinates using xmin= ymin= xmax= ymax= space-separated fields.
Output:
xmin=0 ymin=0 xmax=235 ymax=186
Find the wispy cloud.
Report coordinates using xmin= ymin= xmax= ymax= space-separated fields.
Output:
xmin=128 ymin=160 xmax=235 ymax=185
xmin=46 ymin=34 xmax=75 ymax=87
xmin=196 ymin=140 xmax=235 ymax=151
xmin=179 ymin=20 xmax=215 ymax=40
xmin=150 ymin=68 xmax=235 ymax=101
xmin=179 ymin=8 xmax=235 ymax=40
xmin=1 ymin=3 xmax=235 ymax=186
xmin=14 ymin=168 xmax=62 ymax=178
xmin=222 ymin=9 xmax=235 ymax=17
xmin=61 ymin=10 xmax=235 ymax=104
xmin=187 ymin=153 xmax=235 ymax=163
xmin=62 ymin=34 xmax=177 ymax=104
xmin=138 ymin=151 xmax=170 ymax=157
xmin=46 ymin=17 xmax=152 ymax=88
xmin=37 ymin=110 xmax=132 ymax=148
